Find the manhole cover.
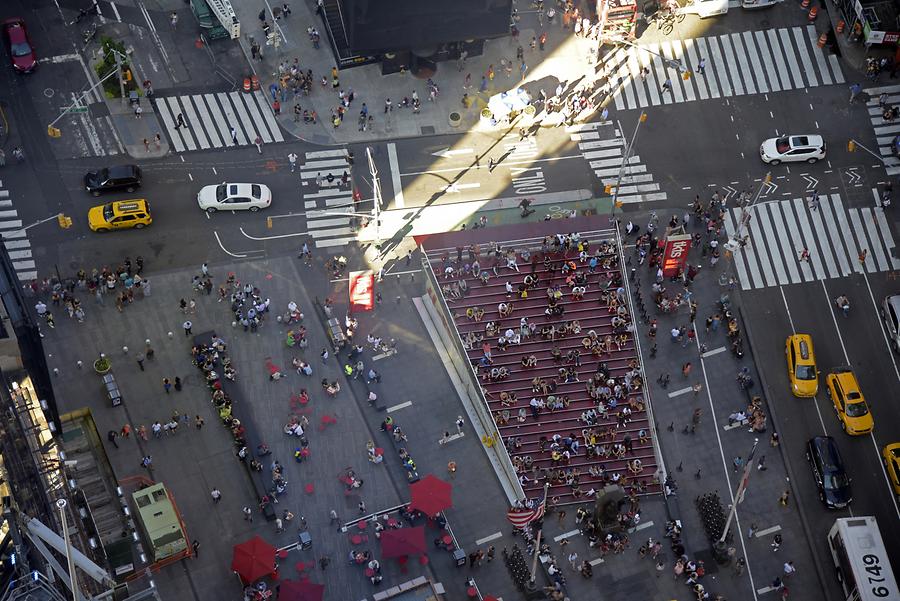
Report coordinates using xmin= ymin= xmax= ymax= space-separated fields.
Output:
xmin=421 ymin=125 xmax=435 ymax=135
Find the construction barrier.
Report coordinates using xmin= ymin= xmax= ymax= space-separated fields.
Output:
xmin=801 ymin=0 xmax=810 ymax=9
xmin=817 ymin=32 xmax=828 ymax=47
xmin=837 ymin=19 xmax=845 ymax=33
xmin=808 ymin=5 xmax=818 ymax=20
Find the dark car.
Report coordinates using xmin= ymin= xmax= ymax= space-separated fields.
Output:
xmin=806 ymin=436 xmax=852 ymax=509
xmin=84 ymin=165 xmax=143 ymax=196
xmin=2 ymin=18 xmax=36 ymax=73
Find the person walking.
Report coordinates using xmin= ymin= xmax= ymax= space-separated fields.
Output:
xmin=747 ymin=523 xmax=757 ymax=538
xmin=254 ymin=136 xmax=263 ymax=154
xmin=682 ymin=362 xmax=692 ymax=377
xmin=771 ymin=533 xmax=782 ymax=552
xmin=141 ymin=455 xmax=153 ymax=469
xmin=798 ymin=248 xmax=810 ymax=262
xmin=783 ymin=561 xmax=796 ymax=578
xmin=858 ymin=248 xmax=868 ymax=266
xmin=732 ymin=455 xmax=743 ymax=472
xmin=849 ymin=82 xmax=862 ymax=103
xmin=107 ymin=430 xmax=119 ymax=448
xmin=183 ymin=320 xmax=192 ymax=336
xmin=320 ymin=348 xmax=329 ymax=364
xmin=697 ymin=57 xmax=706 ymax=74
xmin=778 ymin=490 xmax=790 ymax=506
xmin=661 ymin=78 xmax=672 ymax=94
xmin=230 ymin=127 xmax=238 ymax=145
xmin=163 ymin=378 xmax=172 ymax=394
xmin=211 ymin=488 xmax=222 ymax=503
xmin=358 ymin=500 xmax=366 ymax=514
xmin=136 ymin=353 xmax=145 ymax=371
xmin=170 ymin=11 xmax=178 ymax=28
xmin=175 ymin=112 xmax=186 ymax=129
xmin=757 ymin=455 xmax=767 ymax=471
xmin=243 ymin=506 xmax=253 ymax=522
xmin=455 ymin=416 xmax=465 ymax=435
xmin=191 ymin=540 xmax=200 ymax=558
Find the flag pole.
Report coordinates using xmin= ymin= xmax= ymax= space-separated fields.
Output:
xmin=530 ymin=482 xmax=550 ymax=582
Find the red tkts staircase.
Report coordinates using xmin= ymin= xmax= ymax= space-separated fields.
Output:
xmin=425 ymin=231 xmax=660 ymax=507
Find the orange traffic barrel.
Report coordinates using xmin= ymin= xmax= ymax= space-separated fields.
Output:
xmin=251 ymin=75 xmax=260 ymax=91
xmin=243 ymin=77 xmax=251 ymax=93
xmin=817 ymin=32 xmax=828 ymax=47
xmin=837 ymin=19 xmax=845 ymax=33
xmin=808 ymin=5 xmax=818 ymax=20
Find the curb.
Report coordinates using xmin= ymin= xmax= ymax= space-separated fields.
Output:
xmin=738 ymin=303 xmax=831 ymax=600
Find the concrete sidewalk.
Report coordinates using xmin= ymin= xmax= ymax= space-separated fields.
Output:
xmin=232 ymin=1 xmax=602 ymax=145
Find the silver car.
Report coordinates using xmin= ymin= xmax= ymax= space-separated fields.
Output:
xmin=882 ymin=295 xmax=900 ymax=352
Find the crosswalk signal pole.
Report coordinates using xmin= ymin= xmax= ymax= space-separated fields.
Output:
xmin=366 ymin=147 xmax=383 ymax=247
xmin=611 ymin=111 xmax=647 ymax=217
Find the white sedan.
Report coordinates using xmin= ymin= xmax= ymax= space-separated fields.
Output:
xmin=681 ymin=0 xmax=728 ymax=18
xmin=197 ymin=183 xmax=272 ymax=213
xmin=760 ymin=135 xmax=826 ymax=165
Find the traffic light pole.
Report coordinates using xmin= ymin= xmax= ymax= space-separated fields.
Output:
xmin=611 ymin=111 xmax=646 ymax=216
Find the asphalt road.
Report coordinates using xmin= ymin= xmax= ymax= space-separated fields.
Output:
xmin=742 ymin=273 xmax=900 ymax=600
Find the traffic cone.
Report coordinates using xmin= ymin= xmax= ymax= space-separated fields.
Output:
xmin=817 ymin=32 xmax=828 ymax=47
xmin=808 ymin=5 xmax=818 ymax=20
xmin=801 ymin=0 xmax=810 ymax=8
xmin=837 ymin=19 xmax=845 ymax=33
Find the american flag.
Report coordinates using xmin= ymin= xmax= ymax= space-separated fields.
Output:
xmin=506 ymin=501 xmax=546 ymax=528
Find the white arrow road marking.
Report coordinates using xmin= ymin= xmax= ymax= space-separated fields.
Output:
xmin=802 ymin=174 xmax=819 ymax=189
xmin=431 ymin=147 xmax=474 ymax=158
xmin=442 ymin=183 xmax=481 ymax=193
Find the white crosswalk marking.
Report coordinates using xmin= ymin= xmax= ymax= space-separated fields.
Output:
xmin=863 ymin=83 xmax=900 ymax=175
xmin=299 ymin=150 xmax=356 ymax=248
xmin=741 ymin=31 xmax=767 ymax=94
xmin=569 ymin=121 xmax=667 ymax=205
xmin=0 ymin=181 xmax=37 ymax=282
xmin=154 ymin=90 xmax=284 ymax=153
xmin=725 ymin=195 xmax=899 ymax=290
xmin=705 ymin=36 xmax=732 ymax=97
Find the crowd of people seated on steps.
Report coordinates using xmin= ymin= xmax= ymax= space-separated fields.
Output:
xmin=440 ymin=230 xmax=659 ymax=501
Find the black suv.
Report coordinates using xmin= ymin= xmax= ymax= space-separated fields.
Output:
xmin=806 ymin=436 xmax=852 ymax=509
xmin=84 ymin=165 xmax=142 ymax=196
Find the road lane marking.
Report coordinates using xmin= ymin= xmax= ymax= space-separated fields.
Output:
xmin=387 ymin=400 xmax=412 ymax=412
xmin=475 ymin=532 xmax=503 ymax=545
xmin=387 ymin=143 xmax=405 ymax=209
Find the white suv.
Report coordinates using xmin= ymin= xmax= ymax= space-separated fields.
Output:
xmin=760 ymin=135 xmax=826 ymax=165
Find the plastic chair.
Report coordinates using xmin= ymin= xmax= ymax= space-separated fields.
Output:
xmin=305 ymin=483 xmax=315 ymax=494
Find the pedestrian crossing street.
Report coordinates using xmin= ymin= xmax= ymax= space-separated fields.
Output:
xmin=154 ymin=90 xmax=285 ymax=153
xmin=0 ymin=180 xmax=38 ymax=283
xmin=299 ymin=149 xmax=356 ymax=248
xmin=566 ymin=121 xmax=667 ymax=205
xmin=604 ymin=25 xmax=845 ymax=111
xmin=723 ymin=192 xmax=899 ymax=291
xmin=864 ymin=83 xmax=900 ymax=176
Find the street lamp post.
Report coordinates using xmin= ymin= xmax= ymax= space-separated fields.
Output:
xmin=610 ymin=111 xmax=647 ymax=216
xmin=713 ymin=437 xmax=759 ymax=563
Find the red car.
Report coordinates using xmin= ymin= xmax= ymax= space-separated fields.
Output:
xmin=2 ymin=18 xmax=36 ymax=73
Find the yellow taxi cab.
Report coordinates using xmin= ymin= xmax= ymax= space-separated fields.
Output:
xmin=883 ymin=443 xmax=900 ymax=495
xmin=88 ymin=199 xmax=152 ymax=232
xmin=825 ymin=367 xmax=874 ymax=435
xmin=785 ymin=334 xmax=818 ymax=397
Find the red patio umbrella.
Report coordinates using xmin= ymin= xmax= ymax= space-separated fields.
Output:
xmin=231 ymin=535 xmax=275 ymax=583
xmin=380 ymin=525 xmax=427 ymax=559
xmin=278 ymin=579 xmax=325 ymax=601
xmin=408 ymin=474 xmax=453 ymax=516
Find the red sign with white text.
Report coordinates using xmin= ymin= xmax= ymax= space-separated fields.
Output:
xmin=349 ymin=270 xmax=375 ymax=312
xmin=662 ymin=234 xmax=692 ymax=277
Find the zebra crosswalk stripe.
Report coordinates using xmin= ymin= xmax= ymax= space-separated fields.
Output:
xmin=0 ymin=184 xmax=36 ymax=282
xmin=156 ymin=90 xmax=285 ymax=152
xmin=753 ymin=30 xmax=780 ymax=92
xmin=741 ymin=31 xmax=767 ymax=94
xmin=720 ymin=34 xmax=744 ymax=95
xmin=298 ymin=150 xmax=356 ymax=248
xmin=726 ymin=195 xmax=899 ymax=290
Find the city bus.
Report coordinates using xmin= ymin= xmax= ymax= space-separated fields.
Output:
xmin=827 ymin=516 xmax=899 ymax=601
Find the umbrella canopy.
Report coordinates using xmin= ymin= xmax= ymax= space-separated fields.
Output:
xmin=380 ymin=525 xmax=427 ymax=559
xmin=409 ymin=474 xmax=453 ymax=516
xmin=487 ymin=88 xmax=530 ymax=115
xmin=278 ymin=579 xmax=325 ymax=601
xmin=231 ymin=535 xmax=275 ymax=583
